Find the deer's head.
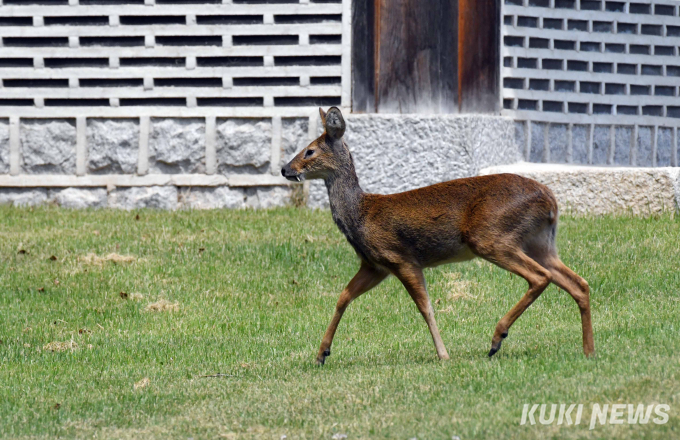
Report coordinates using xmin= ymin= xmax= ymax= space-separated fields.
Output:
xmin=281 ymin=107 xmax=348 ymax=182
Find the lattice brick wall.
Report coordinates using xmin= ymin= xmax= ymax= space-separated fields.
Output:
xmin=0 ymin=0 xmax=350 ymax=201
xmin=501 ymin=0 xmax=680 ymax=167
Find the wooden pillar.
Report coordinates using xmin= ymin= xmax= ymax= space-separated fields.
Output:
xmin=458 ymin=0 xmax=501 ymax=113
xmin=351 ymin=0 xmax=376 ymax=112
xmin=352 ymin=0 xmax=499 ymax=114
xmin=374 ymin=0 xmax=458 ymax=113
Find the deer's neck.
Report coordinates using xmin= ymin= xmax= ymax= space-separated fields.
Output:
xmin=326 ymin=163 xmax=363 ymax=228
xmin=325 ymin=159 xmax=368 ymax=260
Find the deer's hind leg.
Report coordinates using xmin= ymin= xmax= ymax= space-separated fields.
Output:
xmin=473 ymin=244 xmax=553 ymax=357
xmin=540 ymin=256 xmax=594 ymax=357
xmin=523 ymin=235 xmax=595 ymax=358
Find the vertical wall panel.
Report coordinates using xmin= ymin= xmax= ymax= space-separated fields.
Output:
xmin=501 ymin=0 xmax=680 ymax=166
xmin=374 ymin=0 xmax=458 ymax=114
xmin=351 ymin=0 xmax=376 ymax=112
xmin=458 ymin=0 xmax=500 ymax=113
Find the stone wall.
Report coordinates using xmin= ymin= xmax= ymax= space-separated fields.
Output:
xmin=0 ymin=114 xmax=518 ymax=210
xmin=0 ymin=116 xmax=305 ymax=209
xmin=3 ymin=113 xmax=679 ymax=215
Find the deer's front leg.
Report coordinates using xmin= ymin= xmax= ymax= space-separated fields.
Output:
xmin=317 ymin=262 xmax=388 ymax=365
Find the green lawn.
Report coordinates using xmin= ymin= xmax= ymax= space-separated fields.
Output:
xmin=0 ymin=206 xmax=678 ymax=439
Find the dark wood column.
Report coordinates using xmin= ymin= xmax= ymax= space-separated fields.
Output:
xmin=458 ymin=0 xmax=501 ymax=113
xmin=351 ymin=0 xmax=499 ymax=114
xmin=375 ymin=0 xmax=458 ymax=113
xmin=351 ymin=0 xmax=377 ymax=113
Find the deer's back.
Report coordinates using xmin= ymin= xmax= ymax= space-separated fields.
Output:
xmin=359 ymin=173 xmax=558 ymax=268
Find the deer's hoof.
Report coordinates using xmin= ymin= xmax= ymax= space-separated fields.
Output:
xmin=316 ymin=349 xmax=331 ymax=366
xmin=489 ymin=329 xmax=508 ymax=357
xmin=488 ymin=340 xmax=503 ymax=358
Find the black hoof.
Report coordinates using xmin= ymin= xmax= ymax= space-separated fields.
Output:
xmin=316 ymin=349 xmax=331 ymax=366
xmin=488 ymin=341 xmax=502 ymax=357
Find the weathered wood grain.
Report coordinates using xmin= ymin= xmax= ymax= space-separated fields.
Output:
xmin=458 ymin=0 xmax=500 ymax=113
xmin=374 ymin=0 xmax=458 ymax=114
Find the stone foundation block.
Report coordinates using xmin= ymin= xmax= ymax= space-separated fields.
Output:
xmin=109 ymin=186 xmax=178 ymax=210
xmin=216 ymin=118 xmax=271 ymax=172
xmin=256 ymin=186 xmax=292 ymax=208
xmin=87 ymin=119 xmax=139 ymax=174
xmin=179 ymin=186 xmax=245 ymax=209
xmin=49 ymin=188 xmax=107 ymax=209
xmin=150 ymin=118 xmax=205 ymax=174
xmin=0 ymin=188 xmax=49 ymax=206
xmin=21 ymin=119 xmax=76 ymax=174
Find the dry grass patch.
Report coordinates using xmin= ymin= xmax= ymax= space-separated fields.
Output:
xmin=133 ymin=377 xmax=150 ymax=391
xmin=43 ymin=340 xmax=78 ymax=352
xmin=80 ymin=253 xmax=139 ymax=266
xmin=145 ymin=299 xmax=179 ymax=312
xmin=442 ymin=272 xmax=476 ymax=301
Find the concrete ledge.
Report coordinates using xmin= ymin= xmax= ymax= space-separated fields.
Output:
xmin=0 ymin=174 xmax=290 ymax=188
xmin=480 ymin=163 xmax=680 ymax=215
xmin=0 ymin=184 xmax=293 ymax=209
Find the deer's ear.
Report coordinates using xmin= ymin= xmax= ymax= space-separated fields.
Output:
xmin=324 ymin=107 xmax=345 ymax=140
xmin=319 ymin=108 xmax=327 ymax=126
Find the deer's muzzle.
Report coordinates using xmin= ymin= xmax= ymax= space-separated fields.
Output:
xmin=281 ymin=165 xmax=301 ymax=182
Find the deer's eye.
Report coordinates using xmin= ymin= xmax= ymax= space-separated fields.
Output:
xmin=305 ymin=149 xmax=315 ymax=158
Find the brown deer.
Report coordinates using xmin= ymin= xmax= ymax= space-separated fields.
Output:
xmin=282 ymin=107 xmax=594 ymax=365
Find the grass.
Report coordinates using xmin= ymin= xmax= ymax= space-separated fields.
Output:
xmin=0 ymin=206 xmax=678 ymax=439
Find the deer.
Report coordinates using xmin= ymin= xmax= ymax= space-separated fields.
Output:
xmin=281 ymin=107 xmax=594 ymax=365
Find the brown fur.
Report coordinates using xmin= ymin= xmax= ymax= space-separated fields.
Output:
xmin=282 ymin=107 xmax=594 ymax=364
